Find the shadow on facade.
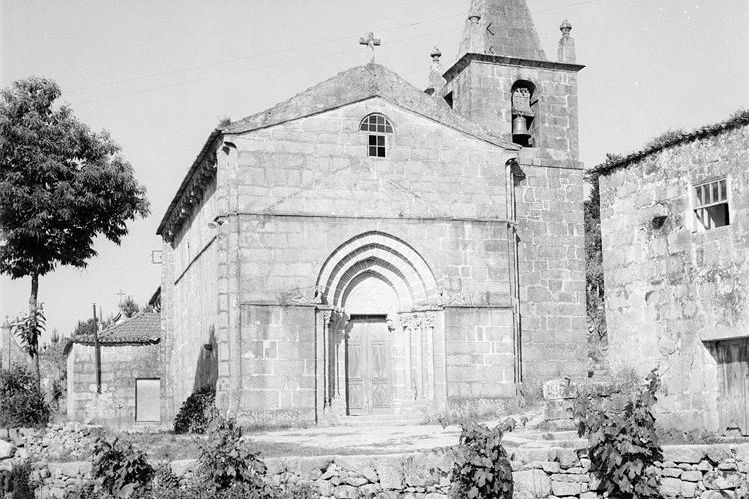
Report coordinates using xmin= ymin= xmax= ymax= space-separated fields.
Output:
xmin=193 ymin=326 xmax=218 ymax=392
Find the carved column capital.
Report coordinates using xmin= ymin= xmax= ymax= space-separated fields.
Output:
xmin=399 ymin=311 xmax=436 ymax=330
xmin=422 ymin=312 xmax=436 ymax=328
xmin=386 ymin=313 xmax=401 ymax=332
xmin=322 ymin=310 xmax=334 ymax=326
xmin=398 ymin=312 xmax=421 ymax=330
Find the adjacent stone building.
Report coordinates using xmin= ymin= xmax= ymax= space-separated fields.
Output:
xmin=157 ymin=0 xmax=587 ymax=426
xmin=594 ymin=110 xmax=749 ymax=434
xmin=65 ymin=311 xmax=161 ymax=426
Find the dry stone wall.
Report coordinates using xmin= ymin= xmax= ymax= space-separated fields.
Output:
xmin=10 ymin=439 xmax=749 ymax=499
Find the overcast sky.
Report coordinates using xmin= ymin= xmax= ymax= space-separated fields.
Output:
xmin=1 ymin=0 xmax=747 ymax=337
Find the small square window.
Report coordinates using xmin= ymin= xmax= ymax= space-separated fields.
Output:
xmin=694 ymin=178 xmax=730 ymax=230
xmin=368 ymin=134 xmax=386 ymax=158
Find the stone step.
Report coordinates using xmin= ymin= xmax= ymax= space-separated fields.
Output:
xmin=336 ymin=415 xmax=424 ymax=427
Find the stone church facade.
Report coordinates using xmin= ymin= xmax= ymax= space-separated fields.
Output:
xmin=157 ymin=0 xmax=587 ymax=426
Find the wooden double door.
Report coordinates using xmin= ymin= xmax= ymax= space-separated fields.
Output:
xmin=347 ymin=316 xmax=393 ymax=415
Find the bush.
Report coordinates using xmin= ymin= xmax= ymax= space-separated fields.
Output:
xmin=152 ymin=462 xmax=180 ymax=490
xmin=151 ymin=481 xmax=319 ymax=499
xmin=9 ymin=462 xmax=34 ymax=499
xmin=91 ymin=436 xmax=154 ymax=498
xmin=450 ymin=422 xmax=513 ymax=499
xmin=173 ymin=386 xmax=217 ymax=434
xmin=198 ymin=416 xmax=267 ymax=492
xmin=0 ymin=365 xmax=50 ymax=427
xmin=574 ymin=368 xmax=663 ymax=499
xmin=62 ymin=481 xmax=96 ymax=499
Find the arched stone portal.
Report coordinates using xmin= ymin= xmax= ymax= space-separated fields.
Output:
xmin=316 ymin=232 xmax=445 ymax=418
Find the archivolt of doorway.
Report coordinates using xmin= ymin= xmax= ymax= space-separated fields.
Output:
xmin=314 ymin=232 xmax=445 ymax=418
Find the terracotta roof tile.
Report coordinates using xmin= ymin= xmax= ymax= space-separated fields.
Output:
xmin=69 ymin=311 xmax=161 ymax=347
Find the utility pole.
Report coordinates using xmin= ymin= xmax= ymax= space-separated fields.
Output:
xmin=92 ymin=303 xmax=101 ymax=394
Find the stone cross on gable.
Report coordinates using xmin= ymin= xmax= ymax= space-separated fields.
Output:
xmin=359 ymin=32 xmax=381 ymax=64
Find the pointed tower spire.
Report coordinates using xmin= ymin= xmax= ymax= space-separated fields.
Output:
xmin=458 ymin=0 xmax=547 ymax=61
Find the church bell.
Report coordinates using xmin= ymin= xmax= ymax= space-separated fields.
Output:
xmin=512 ymin=115 xmax=530 ymax=138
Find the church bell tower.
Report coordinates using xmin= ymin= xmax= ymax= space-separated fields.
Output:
xmin=438 ymin=0 xmax=584 ymax=166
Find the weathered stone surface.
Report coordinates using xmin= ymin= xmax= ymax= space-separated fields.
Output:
xmin=661 ymin=477 xmax=683 ymax=496
xmin=557 ymin=449 xmax=580 ymax=468
xmin=315 ymin=479 xmax=333 ymax=496
xmin=551 ymin=480 xmax=582 ymax=496
xmin=707 ymin=446 xmax=734 ymax=464
xmin=698 ymin=460 xmax=714 ymax=471
xmin=545 ymin=400 xmax=574 ymax=420
xmin=376 ymin=458 xmax=404 ymax=490
xmin=664 ymin=445 xmax=706 ymax=464
xmin=588 ymin=474 xmax=602 ymax=491
xmin=361 ymin=466 xmax=379 ymax=483
xmin=332 ymin=484 xmax=357 ymax=498
xmin=662 ymin=467 xmax=683 ymax=478
xmin=0 ymin=440 xmax=15 ymax=460
xmin=717 ymin=461 xmax=738 ymax=471
xmin=682 ymin=470 xmax=703 ymax=482
xmin=541 ymin=461 xmax=561 ymax=473
xmin=682 ymin=480 xmax=698 ymax=498
xmin=701 ymin=491 xmax=741 ymax=499
xmin=403 ymin=452 xmax=441 ymax=487
xmin=513 ymin=469 xmax=552 ymax=498
xmin=543 ymin=379 xmax=578 ymax=400
xmin=513 ymin=447 xmax=558 ymax=463
xmin=703 ymin=471 xmax=744 ymax=490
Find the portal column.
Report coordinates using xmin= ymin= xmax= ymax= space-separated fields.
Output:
xmin=423 ymin=312 xmax=436 ymax=402
xmin=329 ymin=311 xmax=349 ymax=416
xmin=321 ymin=310 xmax=333 ymax=408
xmin=399 ymin=312 xmax=418 ymax=403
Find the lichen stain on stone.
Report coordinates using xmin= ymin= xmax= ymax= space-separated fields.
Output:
xmin=702 ymin=264 xmax=745 ymax=326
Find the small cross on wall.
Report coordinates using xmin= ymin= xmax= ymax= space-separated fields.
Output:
xmin=359 ymin=31 xmax=381 ymax=64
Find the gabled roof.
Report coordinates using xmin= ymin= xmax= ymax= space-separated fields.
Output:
xmin=157 ymin=63 xmax=519 ymax=239
xmin=458 ymin=0 xmax=547 ymax=61
xmin=223 ymin=63 xmax=518 ymax=150
xmin=65 ymin=311 xmax=161 ymax=355
xmin=591 ymin=109 xmax=749 ymax=178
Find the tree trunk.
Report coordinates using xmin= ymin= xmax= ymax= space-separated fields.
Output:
xmin=29 ymin=272 xmax=40 ymax=382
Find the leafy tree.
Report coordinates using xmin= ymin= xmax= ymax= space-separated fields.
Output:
xmin=73 ymin=318 xmax=97 ymax=337
xmin=9 ymin=305 xmax=46 ymax=379
xmin=119 ymin=296 xmax=140 ymax=318
xmin=0 ymin=76 xmax=150 ymax=380
xmin=49 ymin=328 xmax=60 ymax=345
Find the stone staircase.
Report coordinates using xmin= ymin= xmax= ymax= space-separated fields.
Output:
xmin=335 ymin=414 xmax=425 ymax=427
